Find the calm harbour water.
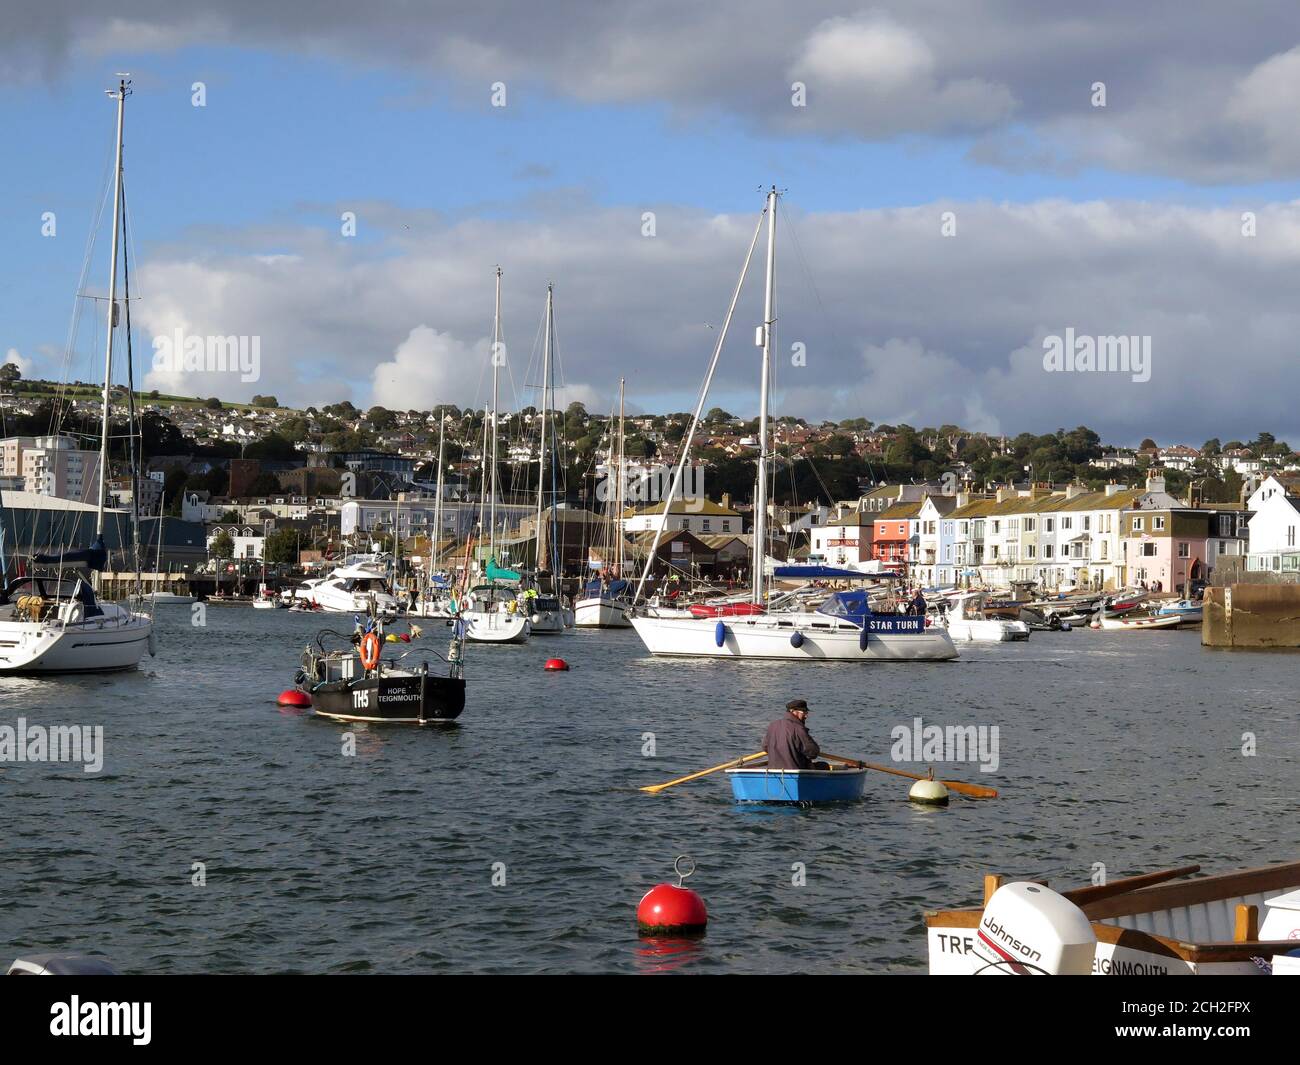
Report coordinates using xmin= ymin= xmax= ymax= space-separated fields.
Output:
xmin=2 ymin=607 xmax=1296 ymax=974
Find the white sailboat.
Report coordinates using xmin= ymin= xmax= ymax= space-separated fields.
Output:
xmin=525 ymin=284 xmax=571 ymax=634
xmin=574 ymin=379 xmax=633 ymax=628
xmin=630 ymin=187 xmax=956 ymax=662
xmin=461 ymin=267 xmax=530 ymax=644
xmin=0 ymin=77 xmax=155 ymax=673
xmin=144 ymin=494 xmax=194 ymax=604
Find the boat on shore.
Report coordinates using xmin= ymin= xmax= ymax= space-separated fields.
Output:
xmin=926 ymin=860 xmax=1300 ymax=975
xmin=1156 ymin=598 xmax=1204 ymax=625
xmin=1095 ymin=611 xmax=1183 ymax=631
xmin=727 ymin=764 xmax=868 ymax=803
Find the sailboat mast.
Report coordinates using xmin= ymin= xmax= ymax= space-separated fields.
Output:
xmin=753 ymin=186 xmax=777 ymax=606
xmin=536 ymin=284 xmax=553 ymax=578
xmin=433 ymin=415 xmax=444 ymax=564
xmin=490 ymin=266 xmax=502 ymax=561
xmin=617 ymin=377 xmax=626 ymax=577
xmin=96 ymin=77 xmax=129 ymax=540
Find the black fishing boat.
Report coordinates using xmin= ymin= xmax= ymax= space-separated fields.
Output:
xmin=295 ymin=619 xmax=465 ymax=724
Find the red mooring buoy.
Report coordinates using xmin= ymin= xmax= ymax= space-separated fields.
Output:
xmin=637 ymin=856 xmax=707 ymax=935
xmin=543 ymin=658 xmax=570 ymax=672
xmin=276 ymin=689 xmax=311 ymax=708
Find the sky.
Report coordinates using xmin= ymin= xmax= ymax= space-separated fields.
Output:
xmin=4 ymin=2 xmax=1300 ymax=447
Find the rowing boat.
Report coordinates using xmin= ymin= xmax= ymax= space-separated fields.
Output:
xmin=726 ymin=765 xmax=869 ymax=803
xmin=926 ymin=860 xmax=1300 ymax=974
xmin=1097 ymin=612 xmax=1183 ymax=631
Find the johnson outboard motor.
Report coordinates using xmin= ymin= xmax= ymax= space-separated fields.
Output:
xmin=972 ymin=882 xmax=1097 ymax=975
xmin=7 ymin=953 xmax=118 ymax=975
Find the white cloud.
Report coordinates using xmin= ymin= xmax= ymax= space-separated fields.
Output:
xmin=3 ymin=347 xmax=33 ymax=375
xmin=109 ymin=195 xmax=1300 ymax=445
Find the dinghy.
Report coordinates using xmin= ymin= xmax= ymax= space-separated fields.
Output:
xmin=727 ymin=764 xmax=869 ymax=803
xmin=1097 ymin=611 xmax=1183 ymax=631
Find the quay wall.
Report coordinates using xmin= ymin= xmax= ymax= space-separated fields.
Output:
xmin=1202 ymin=584 xmax=1300 ymax=648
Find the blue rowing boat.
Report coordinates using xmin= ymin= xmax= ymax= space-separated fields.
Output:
xmin=726 ymin=766 xmax=869 ymax=803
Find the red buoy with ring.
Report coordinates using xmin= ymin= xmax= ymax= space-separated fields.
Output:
xmin=544 ymin=658 xmax=570 ymax=672
xmin=637 ymin=855 xmax=707 ymax=936
xmin=276 ymin=689 xmax=311 ymax=708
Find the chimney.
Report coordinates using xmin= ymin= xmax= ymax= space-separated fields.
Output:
xmin=722 ymin=492 xmax=731 ymax=512
xmin=1105 ymin=481 xmax=1120 ymax=497
xmin=956 ymin=491 xmax=970 ymax=508
xmin=1065 ymin=482 xmax=1085 ymax=500
xmin=1145 ymin=472 xmax=1165 ymax=495
xmin=996 ymin=487 xmax=1009 ymax=503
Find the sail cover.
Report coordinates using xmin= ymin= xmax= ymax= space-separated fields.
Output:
xmin=485 ymin=558 xmax=521 ymax=582
xmin=773 ymin=565 xmax=873 ymax=580
xmin=31 ymin=535 xmax=108 ymax=572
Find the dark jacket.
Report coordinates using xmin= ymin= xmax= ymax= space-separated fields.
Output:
xmin=763 ymin=713 xmax=821 ymax=770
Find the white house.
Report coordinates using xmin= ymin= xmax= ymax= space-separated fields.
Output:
xmin=1246 ymin=477 xmax=1300 ymax=574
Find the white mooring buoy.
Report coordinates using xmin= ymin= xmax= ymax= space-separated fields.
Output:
xmin=909 ymin=770 xmax=950 ymax=806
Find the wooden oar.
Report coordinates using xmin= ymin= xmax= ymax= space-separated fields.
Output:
xmin=640 ymin=751 xmax=767 ymax=794
xmin=1063 ymin=864 xmax=1200 ymax=907
xmin=821 ymin=753 xmax=999 ymax=799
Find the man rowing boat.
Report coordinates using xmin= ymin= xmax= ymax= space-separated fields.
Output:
xmin=763 ymin=699 xmax=827 ymax=770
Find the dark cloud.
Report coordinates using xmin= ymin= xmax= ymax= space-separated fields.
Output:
xmin=8 ymin=2 xmax=1300 ymax=182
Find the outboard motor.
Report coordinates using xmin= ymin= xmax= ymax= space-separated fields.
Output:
xmin=7 ymin=953 xmax=118 ymax=975
xmin=972 ymin=882 xmax=1096 ymax=975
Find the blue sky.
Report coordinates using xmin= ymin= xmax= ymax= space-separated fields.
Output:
xmin=6 ymin=5 xmax=1300 ymax=444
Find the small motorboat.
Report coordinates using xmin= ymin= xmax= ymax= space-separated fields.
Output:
xmin=295 ymin=619 xmax=465 ymax=724
xmin=726 ymin=764 xmax=869 ymax=803
xmin=1156 ymin=599 xmax=1203 ymax=625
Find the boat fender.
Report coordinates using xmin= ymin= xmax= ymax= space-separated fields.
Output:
xmin=714 ymin=621 xmax=727 ymax=647
xmin=276 ymin=689 xmax=311 ymax=708
xmin=147 ymin=627 xmax=158 ymax=657
xmin=789 ymin=631 xmax=804 ymax=648
xmin=858 ymin=627 xmax=868 ymax=652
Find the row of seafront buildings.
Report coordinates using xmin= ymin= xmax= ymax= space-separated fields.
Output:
xmin=808 ymin=474 xmax=1251 ymax=593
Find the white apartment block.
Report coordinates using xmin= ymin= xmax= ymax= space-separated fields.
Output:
xmin=0 ymin=435 xmax=101 ymax=504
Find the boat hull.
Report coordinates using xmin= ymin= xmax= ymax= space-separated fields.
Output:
xmin=945 ymin=618 xmax=1029 ymax=642
xmin=308 ymin=672 xmax=465 ymax=724
xmin=462 ymin=611 xmax=531 ymax=643
xmin=630 ymin=614 xmax=958 ymax=661
xmin=574 ymin=596 xmax=632 ymax=628
xmin=1098 ymin=613 xmax=1183 ymax=631
xmin=727 ymin=766 xmax=869 ymax=803
xmin=526 ymin=608 xmax=568 ymax=634
xmin=0 ymin=609 xmax=154 ymax=674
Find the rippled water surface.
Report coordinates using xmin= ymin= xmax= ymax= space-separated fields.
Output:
xmin=2 ymin=607 xmax=1296 ymax=973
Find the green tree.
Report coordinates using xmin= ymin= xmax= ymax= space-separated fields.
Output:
xmin=251 ymin=395 xmax=279 ymax=408
xmin=366 ymin=405 xmax=398 ymax=431
xmin=205 ymin=396 xmax=223 ymax=410
xmin=210 ymin=530 xmax=235 ymax=559
xmin=0 ymin=362 xmax=21 ymax=385
xmin=263 ymin=528 xmax=300 ymax=565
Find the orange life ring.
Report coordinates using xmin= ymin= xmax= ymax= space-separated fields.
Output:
xmin=359 ymin=631 xmax=381 ymax=670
